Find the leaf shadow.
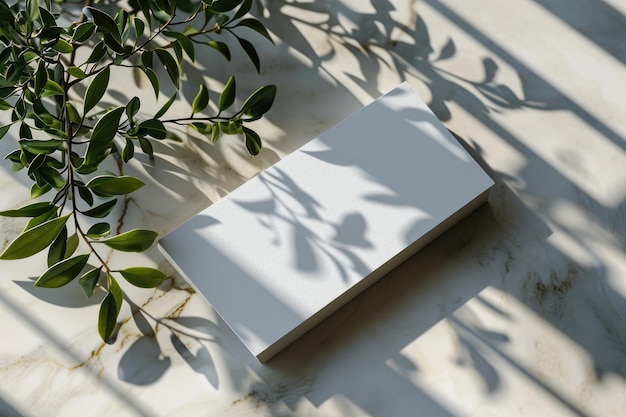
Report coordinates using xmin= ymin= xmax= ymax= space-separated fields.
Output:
xmin=12 ymin=277 xmax=105 ymax=308
xmin=117 ymin=334 xmax=171 ymax=385
xmin=171 ymin=332 xmax=219 ymax=389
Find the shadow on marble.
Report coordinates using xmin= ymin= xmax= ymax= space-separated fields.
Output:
xmin=228 ymin=184 xmax=616 ymax=417
xmin=122 ymin=2 xmax=624 ymax=415
xmin=117 ymin=308 xmax=172 ymax=386
xmin=0 ymin=290 xmax=156 ymax=417
xmin=241 ymin=204 xmax=504 ymax=416
xmin=531 ymin=0 xmax=626 ymax=66
xmin=423 ymin=0 xmax=626 ymax=155
xmin=257 ymin=0 xmax=626 ymax=369
xmin=170 ymin=332 xmax=219 ymax=388
xmin=178 ymin=3 xmax=625 ymax=414
xmin=0 ymin=395 xmax=26 ymax=417
xmin=12 ymin=275 xmax=105 ymax=308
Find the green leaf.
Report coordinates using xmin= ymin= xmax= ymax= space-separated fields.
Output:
xmin=209 ymin=0 xmax=243 ymax=13
xmin=219 ymin=76 xmax=235 ymax=112
xmin=77 ymin=185 xmax=94 ymax=206
xmin=81 ymin=199 xmax=117 ymax=218
xmin=0 ymin=46 xmax=11 ymax=66
xmin=42 ymin=128 xmax=68 ymax=141
xmin=44 ymin=156 xmax=64 ymax=170
xmin=63 ymin=103 xmax=81 ymax=125
xmin=143 ymin=67 xmax=159 ymax=99
xmin=139 ymin=119 xmax=166 ymax=139
xmin=84 ymin=7 xmax=122 ymax=43
xmin=27 ymin=153 xmax=46 ymax=176
xmin=153 ymin=0 xmax=171 ymax=14
xmin=13 ymin=98 xmax=26 ymax=120
xmin=23 ymin=209 xmax=57 ymax=231
xmin=42 ymin=80 xmax=64 ymax=97
xmin=242 ymin=126 xmax=261 ymax=155
xmin=38 ymin=26 xmax=66 ymax=42
xmin=237 ymin=36 xmax=260 ymax=72
xmin=138 ymin=137 xmax=153 ymax=159
xmin=84 ymin=106 xmax=125 ymax=166
xmin=47 ymin=226 xmax=67 ymax=267
xmin=190 ymin=122 xmax=212 ymax=135
xmin=161 ymin=31 xmax=196 ymax=62
xmin=20 ymin=139 xmax=63 ymax=154
xmin=85 ymin=175 xmax=144 ymax=197
xmin=26 ymin=0 xmax=40 ymax=22
xmin=98 ymin=274 xmax=123 ymax=341
xmin=5 ymin=150 xmax=22 ymax=164
xmin=0 ymin=86 xmax=16 ymax=100
xmin=71 ymin=21 xmax=95 ymax=43
xmin=126 ymin=96 xmax=140 ymax=119
xmin=51 ymin=39 xmax=73 ymax=53
xmin=100 ymin=229 xmax=157 ymax=252
xmin=103 ymin=32 xmax=125 ymax=54
xmin=0 ymin=213 xmax=70 ymax=260
xmin=65 ymin=233 xmax=80 ymax=259
xmin=122 ymin=138 xmax=134 ymax=162
xmin=0 ymin=124 xmax=10 ymax=140
xmin=39 ymin=166 xmax=65 ymax=188
xmin=136 ymin=0 xmax=152 ymax=30
xmin=119 ymin=267 xmax=166 ymax=288
xmin=155 ymin=49 xmax=180 ymax=89
xmin=236 ymin=18 xmax=274 ymax=44
xmin=84 ymin=67 xmax=110 ymax=114
xmin=30 ymin=182 xmax=52 ymax=198
xmin=35 ymin=254 xmax=90 ymax=288
xmin=87 ymin=222 xmax=111 ymax=239
xmin=67 ymin=66 xmax=86 ymax=79
xmin=141 ymin=50 xmax=153 ymax=68
xmin=38 ymin=6 xmax=57 ymax=27
xmin=178 ymin=36 xmax=195 ymax=62
xmin=91 ymin=108 xmax=123 ymax=142
xmin=206 ymin=41 xmax=231 ymax=60
xmin=218 ymin=120 xmax=241 ymax=135
xmin=211 ymin=123 xmax=220 ymax=143
xmin=0 ymin=202 xmax=54 ymax=217
xmin=85 ymin=41 xmax=107 ymax=64
xmin=115 ymin=9 xmax=131 ymax=42
xmin=79 ymin=267 xmax=102 ymax=298
xmin=19 ymin=123 xmax=32 ymax=140
xmin=134 ymin=17 xmax=145 ymax=39
xmin=154 ymin=93 xmax=176 ymax=118
xmin=177 ymin=0 xmax=195 ymax=12
xmin=6 ymin=58 xmax=28 ymax=86
xmin=19 ymin=149 xmax=33 ymax=168
xmin=192 ymin=83 xmax=209 ymax=115
xmin=239 ymin=84 xmax=276 ymax=119
xmin=233 ymin=0 xmax=252 ymax=20
xmin=34 ymin=61 xmax=48 ymax=96
xmin=32 ymin=100 xmax=54 ymax=123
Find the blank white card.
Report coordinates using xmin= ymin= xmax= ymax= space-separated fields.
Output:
xmin=158 ymin=83 xmax=494 ymax=362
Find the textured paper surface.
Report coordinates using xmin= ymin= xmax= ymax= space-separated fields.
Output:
xmin=159 ymin=83 xmax=494 ymax=362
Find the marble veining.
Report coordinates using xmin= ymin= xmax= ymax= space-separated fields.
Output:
xmin=1 ymin=0 xmax=626 ymax=416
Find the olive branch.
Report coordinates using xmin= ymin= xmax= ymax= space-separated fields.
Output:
xmin=0 ymin=0 xmax=275 ymax=341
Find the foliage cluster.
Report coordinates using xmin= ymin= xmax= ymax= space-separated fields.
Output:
xmin=0 ymin=0 xmax=275 ymax=340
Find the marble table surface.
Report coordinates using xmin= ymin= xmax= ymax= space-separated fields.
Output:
xmin=1 ymin=0 xmax=625 ymax=416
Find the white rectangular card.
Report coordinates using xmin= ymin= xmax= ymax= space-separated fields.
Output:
xmin=158 ymin=83 xmax=494 ymax=362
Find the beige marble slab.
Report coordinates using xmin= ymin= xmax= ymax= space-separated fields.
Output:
xmin=1 ymin=0 xmax=625 ymax=416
